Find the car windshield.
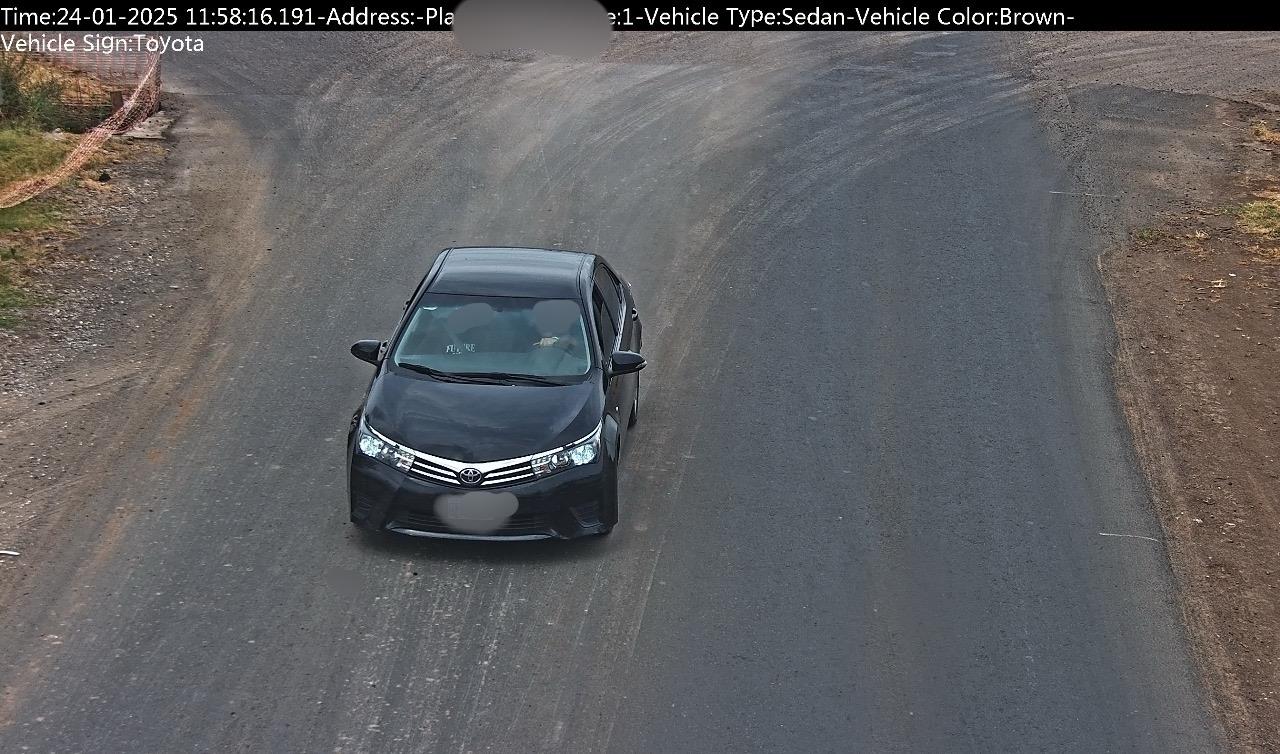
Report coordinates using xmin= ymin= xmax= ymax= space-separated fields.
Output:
xmin=391 ymin=293 xmax=592 ymax=380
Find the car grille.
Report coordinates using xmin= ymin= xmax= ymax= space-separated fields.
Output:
xmin=363 ymin=424 xmax=548 ymax=489
xmin=392 ymin=509 xmax=551 ymax=536
xmin=406 ymin=456 xmax=536 ymax=488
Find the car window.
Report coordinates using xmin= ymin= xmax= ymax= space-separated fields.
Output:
xmin=595 ymin=268 xmax=623 ymax=328
xmin=593 ymin=287 xmax=618 ymax=356
xmin=601 ymin=265 xmax=626 ymax=317
xmin=392 ymin=293 xmax=591 ymax=379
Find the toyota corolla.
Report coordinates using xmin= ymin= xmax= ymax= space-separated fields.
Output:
xmin=347 ymin=246 xmax=645 ymax=540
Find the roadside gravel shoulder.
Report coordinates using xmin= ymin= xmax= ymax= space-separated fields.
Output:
xmin=1005 ymin=32 xmax=1280 ymax=752
xmin=0 ymin=95 xmax=268 ymax=605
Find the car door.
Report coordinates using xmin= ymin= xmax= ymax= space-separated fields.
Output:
xmin=591 ymin=268 xmax=630 ymax=456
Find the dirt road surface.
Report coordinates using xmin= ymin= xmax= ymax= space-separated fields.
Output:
xmin=1007 ymin=32 xmax=1280 ymax=751
xmin=6 ymin=31 xmax=1273 ymax=752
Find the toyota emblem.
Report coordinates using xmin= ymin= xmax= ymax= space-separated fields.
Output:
xmin=457 ymin=467 xmax=484 ymax=486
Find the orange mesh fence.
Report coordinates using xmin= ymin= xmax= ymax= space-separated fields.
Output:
xmin=0 ymin=36 xmax=162 ymax=209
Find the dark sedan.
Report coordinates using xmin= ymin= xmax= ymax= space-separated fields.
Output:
xmin=347 ymin=246 xmax=645 ymax=540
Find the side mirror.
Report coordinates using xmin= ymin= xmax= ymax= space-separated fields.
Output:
xmin=351 ymin=339 xmax=383 ymax=365
xmin=609 ymin=351 xmax=646 ymax=376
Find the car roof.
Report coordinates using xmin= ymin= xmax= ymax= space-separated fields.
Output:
xmin=428 ymin=246 xmax=594 ymax=298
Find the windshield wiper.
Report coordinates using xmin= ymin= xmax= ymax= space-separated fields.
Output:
xmin=396 ymin=362 xmax=510 ymax=384
xmin=459 ymin=372 xmax=568 ymax=386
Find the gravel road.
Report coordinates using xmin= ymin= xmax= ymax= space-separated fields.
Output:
xmin=0 ymin=32 xmax=1225 ymax=752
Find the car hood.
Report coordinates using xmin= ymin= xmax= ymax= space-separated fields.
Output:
xmin=363 ymin=369 xmax=602 ymax=463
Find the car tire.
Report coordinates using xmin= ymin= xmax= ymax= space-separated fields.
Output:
xmin=628 ymin=375 xmax=640 ymax=427
xmin=354 ymin=523 xmax=387 ymax=544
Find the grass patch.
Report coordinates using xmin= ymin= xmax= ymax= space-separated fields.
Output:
xmin=0 ymin=275 xmax=32 ymax=327
xmin=1 ymin=53 xmax=117 ymax=133
xmin=0 ymin=52 xmax=108 ymax=328
xmin=0 ymin=128 xmax=72 ymax=188
xmin=1238 ymin=199 xmax=1280 ymax=235
xmin=0 ymin=198 xmax=61 ymax=232
xmin=0 ymin=253 xmax=36 ymax=327
xmin=0 ymin=52 xmax=74 ymax=131
xmin=0 ymin=200 xmax=62 ymax=328
xmin=1254 ymin=120 xmax=1280 ymax=145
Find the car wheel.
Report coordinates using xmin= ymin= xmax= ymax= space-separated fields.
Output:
xmin=353 ymin=522 xmax=387 ymax=543
xmin=628 ymin=375 xmax=640 ymax=427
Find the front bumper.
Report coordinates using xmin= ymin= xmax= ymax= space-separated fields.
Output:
xmin=349 ymin=453 xmax=616 ymax=540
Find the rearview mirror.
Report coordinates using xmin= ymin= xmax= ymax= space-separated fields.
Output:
xmin=609 ymin=351 xmax=646 ymax=377
xmin=350 ymin=339 xmax=382 ymax=365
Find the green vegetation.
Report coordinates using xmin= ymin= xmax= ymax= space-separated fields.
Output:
xmin=1239 ymin=199 xmax=1280 ymax=235
xmin=0 ymin=200 xmax=60 ymax=327
xmin=0 ymin=128 xmax=72 ymax=188
xmin=0 ymin=52 xmax=96 ymax=327
xmin=0 ymin=52 xmax=77 ymax=198
xmin=0 ymin=270 xmax=32 ymax=327
xmin=0 ymin=244 xmax=35 ymax=327
xmin=0 ymin=53 xmax=72 ymax=130
xmin=0 ymin=198 xmax=61 ymax=231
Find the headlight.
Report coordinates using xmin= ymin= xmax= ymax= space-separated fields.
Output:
xmin=531 ymin=423 xmax=601 ymax=478
xmin=356 ymin=421 xmax=414 ymax=472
